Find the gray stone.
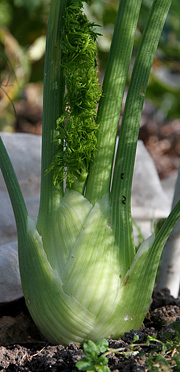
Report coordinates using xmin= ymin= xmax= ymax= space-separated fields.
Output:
xmin=131 ymin=140 xmax=172 ymax=241
xmin=0 ymin=132 xmax=41 ymax=244
xmin=161 ymin=175 xmax=177 ymax=203
xmin=0 ymin=241 xmax=23 ymax=302
xmin=132 ymin=141 xmax=171 ymax=219
xmin=0 ymin=132 xmax=41 ymax=195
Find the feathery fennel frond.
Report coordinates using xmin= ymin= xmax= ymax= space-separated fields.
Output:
xmin=49 ymin=0 xmax=101 ymax=191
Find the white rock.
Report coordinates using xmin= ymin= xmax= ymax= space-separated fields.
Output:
xmin=0 ymin=241 xmax=23 ymax=302
xmin=0 ymin=132 xmax=41 ymax=244
xmin=132 ymin=141 xmax=171 ymax=219
xmin=0 ymin=132 xmax=41 ymax=195
xmin=131 ymin=141 xmax=172 ymax=241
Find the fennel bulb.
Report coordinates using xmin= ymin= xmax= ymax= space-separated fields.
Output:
xmin=0 ymin=0 xmax=180 ymax=345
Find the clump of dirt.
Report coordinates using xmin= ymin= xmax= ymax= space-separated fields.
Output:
xmin=0 ymin=289 xmax=180 ymax=371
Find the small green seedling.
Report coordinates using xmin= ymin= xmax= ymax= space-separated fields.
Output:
xmin=77 ymin=332 xmax=180 ymax=372
xmin=76 ymin=339 xmax=110 ymax=372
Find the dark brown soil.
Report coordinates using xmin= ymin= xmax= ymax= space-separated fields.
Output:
xmin=0 ymin=289 xmax=180 ymax=371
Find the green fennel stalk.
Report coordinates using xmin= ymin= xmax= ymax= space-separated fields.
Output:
xmin=0 ymin=0 xmax=180 ymax=345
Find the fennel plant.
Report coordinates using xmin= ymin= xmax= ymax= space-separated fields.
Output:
xmin=0 ymin=0 xmax=180 ymax=345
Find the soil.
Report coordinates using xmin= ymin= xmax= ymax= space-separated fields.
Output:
xmin=0 ymin=289 xmax=180 ymax=371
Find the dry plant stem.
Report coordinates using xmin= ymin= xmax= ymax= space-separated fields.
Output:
xmin=157 ymin=164 xmax=180 ymax=298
